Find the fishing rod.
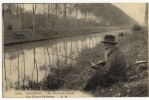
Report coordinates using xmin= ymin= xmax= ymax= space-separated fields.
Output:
xmin=127 ymin=61 xmax=148 ymax=68
xmin=37 ymin=51 xmax=145 ymax=69
xmin=36 ymin=51 xmax=93 ymax=65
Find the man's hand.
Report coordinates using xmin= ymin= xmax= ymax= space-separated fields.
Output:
xmin=91 ymin=63 xmax=96 ymax=67
xmin=90 ymin=63 xmax=98 ymax=70
xmin=96 ymin=61 xmax=106 ymax=66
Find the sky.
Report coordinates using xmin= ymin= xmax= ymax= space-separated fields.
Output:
xmin=112 ymin=3 xmax=146 ymax=25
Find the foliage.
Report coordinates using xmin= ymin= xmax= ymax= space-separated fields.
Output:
xmin=3 ymin=3 xmax=136 ymax=31
xmin=76 ymin=4 xmax=136 ymax=26
xmin=132 ymin=24 xmax=142 ymax=32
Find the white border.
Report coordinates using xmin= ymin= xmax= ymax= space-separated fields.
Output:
xmin=0 ymin=0 xmax=148 ymax=100
xmin=1 ymin=0 xmax=149 ymax=3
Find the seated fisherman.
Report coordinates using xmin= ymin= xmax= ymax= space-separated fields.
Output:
xmin=84 ymin=35 xmax=127 ymax=91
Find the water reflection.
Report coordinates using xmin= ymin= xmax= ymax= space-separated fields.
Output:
xmin=3 ymin=33 xmax=102 ymax=90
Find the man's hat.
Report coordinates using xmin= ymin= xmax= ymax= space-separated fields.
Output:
xmin=101 ymin=35 xmax=117 ymax=44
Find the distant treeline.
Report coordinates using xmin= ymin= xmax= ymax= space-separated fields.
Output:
xmin=3 ymin=3 xmax=136 ymax=31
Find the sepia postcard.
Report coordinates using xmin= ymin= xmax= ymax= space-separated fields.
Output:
xmin=2 ymin=3 xmax=148 ymax=98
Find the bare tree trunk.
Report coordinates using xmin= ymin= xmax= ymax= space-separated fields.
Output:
xmin=69 ymin=4 xmax=73 ymax=28
xmin=43 ymin=4 xmax=46 ymax=29
xmin=64 ymin=3 xmax=67 ymax=19
xmin=91 ymin=13 xmax=94 ymax=27
xmin=16 ymin=4 xmax=19 ymax=30
xmin=89 ymin=13 xmax=91 ymax=27
xmin=64 ymin=3 xmax=67 ymax=28
xmin=50 ymin=4 xmax=53 ymax=28
xmin=75 ymin=8 xmax=78 ymax=28
xmin=81 ymin=14 xmax=83 ymax=27
xmin=48 ymin=4 xmax=51 ymax=29
xmin=84 ymin=12 xmax=87 ymax=27
xmin=32 ymin=4 xmax=36 ymax=30
xmin=55 ymin=3 xmax=58 ymax=28
xmin=20 ymin=4 xmax=24 ymax=30
xmin=2 ymin=4 xmax=5 ymax=31
xmin=8 ymin=4 xmax=12 ymax=30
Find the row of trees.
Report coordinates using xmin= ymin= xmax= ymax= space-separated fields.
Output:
xmin=3 ymin=4 xmax=118 ymax=31
xmin=3 ymin=3 xmax=134 ymax=30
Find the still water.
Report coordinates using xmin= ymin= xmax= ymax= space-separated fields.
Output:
xmin=3 ymin=30 xmax=123 ymax=89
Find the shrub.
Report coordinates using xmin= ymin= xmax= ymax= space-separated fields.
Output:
xmin=132 ymin=25 xmax=142 ymax=32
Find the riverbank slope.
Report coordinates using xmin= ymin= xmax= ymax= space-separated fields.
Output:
xmin=59 ymin=27 xmax=148 ymax=97
xmin=4 ymin=26 xmax=129 ymax=45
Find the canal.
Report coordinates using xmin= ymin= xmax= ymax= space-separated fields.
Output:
xmin=3 ymin=29 xmax=127 ymax=90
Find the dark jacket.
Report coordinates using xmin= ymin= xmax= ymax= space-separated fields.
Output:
xmin=98 ymin=47 xmax=127 ymax=82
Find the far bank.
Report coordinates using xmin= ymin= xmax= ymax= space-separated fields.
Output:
xmin=4 ymin=26 xmax=130 ymax=46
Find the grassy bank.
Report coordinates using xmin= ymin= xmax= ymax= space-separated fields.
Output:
xmin=51 ymin=27 xmax=148 ymax=96
xmin=13 ymin=27 xmax=148 ymax=97
xmin=4 ymin=26 xmax=129 ymax=45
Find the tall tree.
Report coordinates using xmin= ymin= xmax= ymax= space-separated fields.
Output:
xmin=55 ymin=3 xmax=59 ymax=28
xmin=20 ymin=4 xmax=24 ymax=30
xmin=75 ymin=7 xmax=78 ymax=28
xmin=43 ymin=4 xmax=46 ymax=29
xmin=63 ymin=3 xmax=67 ymax=28
xmin=63 ymin=3 xmax=67 ymax=19
xmin=48 ymin=4 xmax=51 ymax=29
xmin=51 ymin=4 xmax=54 ymax=28
xmin=2 ymin=4 xmax=5 ymax=31
xmin=8 ymin=4 xmax=12 ymax=30
xmin=32 ymin=4 xmax=36 ymax=30
xmin=68 ymin=4 xmax=73 ymax=28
